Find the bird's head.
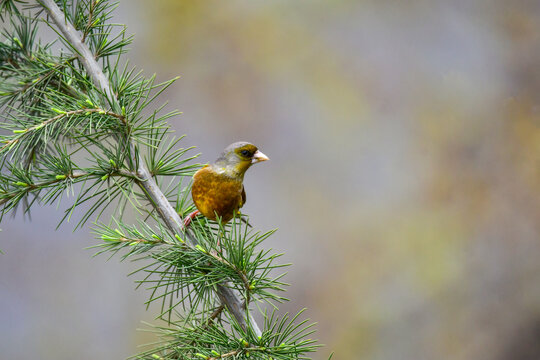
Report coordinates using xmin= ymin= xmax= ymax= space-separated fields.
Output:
xmin=213 ymin=142 xmax=269 ymax=179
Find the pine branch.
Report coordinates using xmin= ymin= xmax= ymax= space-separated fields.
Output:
xmin=37 ymin=0 xmax=262 ymax=337
xmin=0 ymin=169 xmax=86 ymax=206
xmin=135 ymin=308 xmax=320 ymax=360
xmin=0 ymin=108 xmax=124 ymax=153
xmin=1 ymin=3 xmax=321 ymax=358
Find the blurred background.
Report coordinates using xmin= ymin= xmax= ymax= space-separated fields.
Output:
xmin=1 ymin=0 xmax=540 ymax=359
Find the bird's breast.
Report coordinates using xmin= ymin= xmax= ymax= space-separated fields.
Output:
xmin=192 ymin=167 xmax=244 ymax=222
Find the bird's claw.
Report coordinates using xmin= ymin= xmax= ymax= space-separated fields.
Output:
xmin=183 ymin=210 xmax=200 ymax=229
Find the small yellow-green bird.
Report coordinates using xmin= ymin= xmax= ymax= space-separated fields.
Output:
xmin=185 ymin=142 xmax=269 ymax=226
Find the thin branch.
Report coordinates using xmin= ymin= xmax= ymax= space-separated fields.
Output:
xmin=208 ymin=346 xmax=266 ymax=360
xmin=189 ymin=304 xmax=225 ymax=346
xmin=37 ymin=0 xmax=114 ymax=104
xmin=37 ymin=0 xmax=262 ymax=337
xmin=206 ymin=250 xmax=251 ymax=299
xmin=1 ymin=108 xmax=125 ymax=153
xmin=209 ymin=350 xmax=241 ymax=360
xmin=81 ymin=0 xmax=97 ymax=43
xmin=206 ymin=304 xmax=225 ymax=326
xmin=115 ymin=236 xmax=160 ymax=244
xmin=0 ymin=169 xmax=134 ymax=207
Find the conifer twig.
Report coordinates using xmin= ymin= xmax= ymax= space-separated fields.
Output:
xmin=37 ymin=0 xmax=262 ymax=337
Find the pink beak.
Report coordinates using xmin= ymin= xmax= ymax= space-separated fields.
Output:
xmin=252 ymin=150 xmax=269 ymax=164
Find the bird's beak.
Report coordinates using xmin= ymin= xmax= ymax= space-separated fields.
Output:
xmin=252 ymin=150 xmax=269 ymax=164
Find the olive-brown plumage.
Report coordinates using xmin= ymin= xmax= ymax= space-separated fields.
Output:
xmin=191 ymin=142 xmax=268 ymax=223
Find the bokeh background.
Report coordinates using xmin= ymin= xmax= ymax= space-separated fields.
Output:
xmin=2 ymin=1 xmax=540 ymax=359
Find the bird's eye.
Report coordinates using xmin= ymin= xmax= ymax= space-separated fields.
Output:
xmin=240 ymin=149 xmax=252 ymax=157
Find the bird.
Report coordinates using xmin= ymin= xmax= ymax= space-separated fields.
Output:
xmin=184 ymin=142 xmax=269 ymax=227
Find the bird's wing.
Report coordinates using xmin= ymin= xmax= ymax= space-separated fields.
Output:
xmin=241 ymin=185 xmax=246 ymax=208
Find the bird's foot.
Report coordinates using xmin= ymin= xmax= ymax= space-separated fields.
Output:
xmin=183 ymin=210 xmax=200 ymax=228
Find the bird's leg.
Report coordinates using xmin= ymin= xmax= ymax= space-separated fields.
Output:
xmin=183 ymin=210 xmax=200 ymax=228
xmin=216 ymin=226 xmax=226 ymax=249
